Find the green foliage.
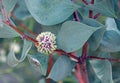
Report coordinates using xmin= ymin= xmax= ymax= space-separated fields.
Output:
xmin=57 ymin=21 xmax=103 ymax=52
xmin=115 ymin=19 xmax=120 ymax=31
xmin=99 ymin=30 xmax=120 ymax=52
xmin=82 ymin=18 xmax=106 ymax=50
xmin=84 ymin=0 xmax=116 ymax=18
xmin=28 ymin=53 xmax=49 ymax=76
xmin=1 ymin=0 xmax=120 ymax=83
xmin=38 ymin=78 xmax=46 ymax=83
xmin=89 ymin=52 xmax=113 ymax=83
xmin=48 ymin=56 xmax=76 ymax=81
xmin=25 ymin=0 xmax=79 ymax=25
xmin=7 ymin=40 xmax=32 ymax=67
xmin=13 ymin=0 xmax=31 ymax=20
xmin=0 ymin=20 xmax=20 ymax=38
xmin=99 ymin=18 xmax=120 ymax=52
xmin=2 ymin=0 xmax=18 ymax=16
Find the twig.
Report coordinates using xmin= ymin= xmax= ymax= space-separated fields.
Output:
xmin=89 ymin=0 xmax=94 ymax=18
xmin=0 ymin=0 xmax=10 ymax=22
xmin=3 ymin=20 xmax=38 ymax=43
xmin=87 ymin=56 xmax=120 ymax=62
xmin=55 ymin=49 xmax=79 ymax=62
xmin=80 ymin=42 xmax=89 ymax=83
xmin=1 ymin=2 xmax=38 ymax=43
xmin=81 ymin=42 xmax=88 ymax=57
xmin=82 ymin=0 xmax=88 ymax=5
xmin=74 ymin=64 xmax=84 ymax=83
xmin=93 ymin=13 xmax=100 ymax=19
xmin=46 ymin=54 xmax=53 ymax=83
xmin=11 ymin=13 xmax=38 ymax=37
xmin=73 ymin=11 xmax=80 ymax=21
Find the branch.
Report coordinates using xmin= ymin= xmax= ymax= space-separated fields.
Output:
xmin=55 ymin=49 xmax=79 ymax=62
xmin=87 ymin=56 xmax=120 ymax=62
xmin=46 ymin=54 xmax=53 ymax=83
xmin=80 ymin=42 xmax=89 ymax=83
xmin=3 ymin=20 xmax=38 ymax=43
xmin=1 ymin=0 xmax=38 ymax=43
xmin=73 ymin=11 xmax=80 ymax=21
xmin=89 ymin=0 xmax=94 ymax=18
xmin=93 ymin=13 xmax=100 ymax=19
xmin=82 ymin=0 xmax=88 ymax=5
xmin=1 ymin=1 xmax=10 ymax=22
xmin=81 ymin=42 xmax=88 ymax=57
xmin=74 ymin=64 xmax=84 ymax=83
xmin=11 ymin=13 xmax=38 ymax=37
xmin=91 ymin=0 xmax=94 ymax=4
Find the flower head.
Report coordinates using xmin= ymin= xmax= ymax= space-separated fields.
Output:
xmin=35 ymin=32 xmax=57 ymax=55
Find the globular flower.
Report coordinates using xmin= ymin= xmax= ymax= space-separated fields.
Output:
xmin=35 ymin=32 xmax=57 ymax=55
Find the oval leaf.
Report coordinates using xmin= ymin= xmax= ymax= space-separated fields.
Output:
xmin=99 ymin=18 xmax=120 ymax=52
xmin=82 ymin=18 xmax=105 ymax=51
xmin=28 ymin=53 xmax=49 ymax=76
xmin=25 ymin=0 xmax=79 ymax=25
xmin=90 ymin=52 xmax=113 ymax=83
xmin=57 ymin=21 xmax=102 ymax=52
xmin=48 ymin=56 xmax=76 ymax=81
xmin=99 ymin=30 xmax=120 ymax=52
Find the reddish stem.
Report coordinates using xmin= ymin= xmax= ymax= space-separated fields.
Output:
xmin=118 ymin=0 xmax=120 ymax=10
xmin=3 ymin=20 xmax=38 ymax=43
xmin=89 ymin=0 xmax=94 ymax=18
xmin=87 ymin=56 xmax=120 ymax=62
xmin=74 ymin=64 xmax=84 ymax=83
xmin=11 ymin=13 xmax=38 ymax=37
xmin=46 ymin=54 xmax=53 ymax=83
xmin=80 ymin=42 xmax=89 ymax=83
xmin=82 ymin=0 xmax=88 ymax=5
xmin=55 ymin=50 xmax=79 ymax=62
xmin=80 ymin=63 xmax=89 ymax=83
xmin=1 ymin=1 xmax=38 ymax=43
xmin=73 ymin=11 xmax=80 ymax=21
xmin=91 ymin=0 xmax=94 ymax=4
xmin=81 ymin=42 xmax=88 ymax=57
xmin=73 ymin=0 xmax=90 ymax=82
xmin=80 ymin=0 xmax=95 ymax=82
xmin=1 ymin=6 xmax=8 ymax=20
xmin=89 ymin=10 xmax=93 ymax=18
xmin=93 ymin=13 xmax=100 ymax=19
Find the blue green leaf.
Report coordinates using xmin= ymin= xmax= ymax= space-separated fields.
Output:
xmin=90 ymin=52 xmax=113 ymax=83
xmin=99 ymin=18 xmax=120 ymax=52
xmin=7 ymin=40 xmax=32 ymax=67
xmin=25 ymin=0 xmax=79 ymax=25
xmin=13 ymin=0 xmax=31 ymax=20
xmin=57 ymin=21 xmax=102 ymax=52
xmin=0 ymin=19 xmax=20 ymax=38
xmin=38 ymin=78 xmax=46 ymax=83
xmin=82 ymin=18 xmax=105 ymax=51
xmin=41 ymin=24 xmax=61 ymax=35
xmin=48 ymin=56 xmax=76 ymax=81
xmin=28 ymin=53 xmax=49 ymax=76
xmin=99 ymin=30 xmax=120 ymax=52
xmin=115 ymin=19 xmax=120 ymax=31
xmin=84 ymin=0 xmax=116 ymax=18
xmin=2 ymin=0 xmax=18 ymax=16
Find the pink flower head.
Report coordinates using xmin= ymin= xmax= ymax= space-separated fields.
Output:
xmin=35 ymin=32 xmax=57 ymax=55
